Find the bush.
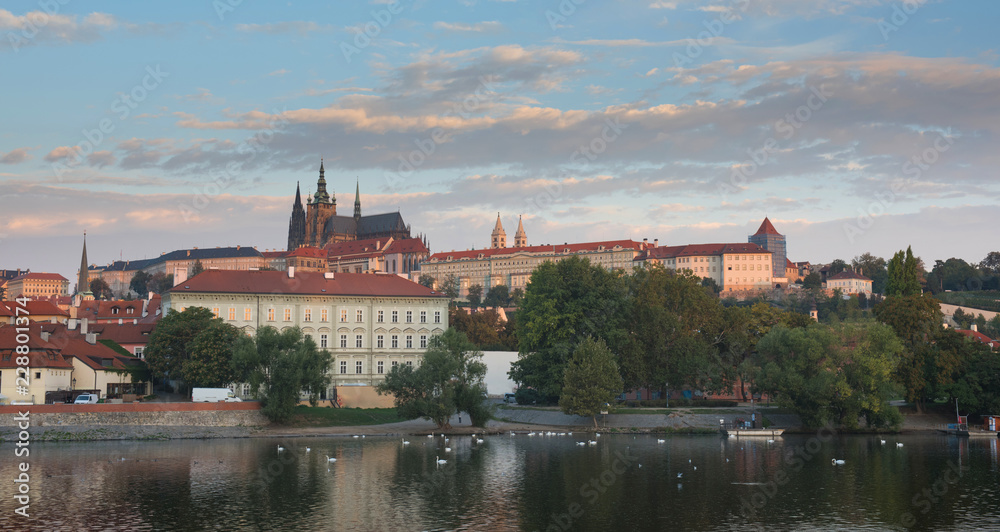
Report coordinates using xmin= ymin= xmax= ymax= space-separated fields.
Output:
xmin=515 ymin=387 xmax=543 ymax=405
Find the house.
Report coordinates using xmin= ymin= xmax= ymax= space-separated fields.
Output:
xmin=6 ymin=272 xmax=70 ymax=299
xmin=954 ymin=325 xmax=1000 ymax=351
xmin=0 ymin=300 xmax=70 ymax=324
xmin=634 ymin=242 xmax=775 ymax=292
xmin=825 ymin=270 xmax=873 ymax=296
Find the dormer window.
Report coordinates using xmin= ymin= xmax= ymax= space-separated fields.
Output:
xmin=111 ymin=307 xmax=119 ymax=315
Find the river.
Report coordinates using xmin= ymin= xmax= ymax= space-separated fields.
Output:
xmin=1 ymin=432 xmax=997 ymax=530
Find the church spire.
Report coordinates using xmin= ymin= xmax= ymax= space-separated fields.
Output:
xmin=491 ymin=213 xmax=507 ymax=249
xmin=78 ymin=231 xmax=92 ymax=296
xmin=353 ymin=179 xmax=361 ymax=220
xmin=287 ymin=181 xmax=306 ymax=251
xmin=514 ymin=215 xmax=527 ymax=247
xmin=314 ymin=158 xmax=332 ymax=204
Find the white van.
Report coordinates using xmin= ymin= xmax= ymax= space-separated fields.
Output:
xmin=192 ymin=388 xmax=242 ymax=403
xmin=74 ymin=394 xmax=99 ymax=404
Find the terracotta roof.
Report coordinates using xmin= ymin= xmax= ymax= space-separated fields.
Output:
xmin=89 ymin=323 xmax=156 ymax=345
xmin=636 ymin=242 xmax=770 ymax=261
xmin=169 ymin=270 xmax=445 ymax=298
xmin=1 ymin=300 xmax=70 ymax=317
xmin=786 ymin=258 xmax=796 ymax=268
xmin=955 ymin=329 xmax=1000 ymax=349
xmin=325 ymin=237 xmax=395 ymax=257
xmin=429 ymin=240 xmax=643 ymax=262
xmin=752 ymin=217 xmax=782 ymax=236
xmin=10 ymin=272 xmax=68 ymax=282
xmin=383 ymin=238 xmax=429 ymax=255
xmin=827 ymin=271 xmax=872 ymax=281
xmin=0 ymin=303 xmax=12 ymax=317
xmin=0 ymin=323 xmax=74 ymax=369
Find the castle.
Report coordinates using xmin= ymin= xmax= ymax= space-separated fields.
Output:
xmin=288 ymin=160 xmax=412 ymax=250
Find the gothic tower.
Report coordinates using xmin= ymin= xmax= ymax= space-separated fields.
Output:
xmin=78 ymin=231 xmax=91 ymax=296
xmin=491 ymin=213 xmax=506 ymax=249
xmin=514 ymin=215 xmax=527 ymax=247
xmin=305 ymin=160 xmax=337 ymax=247
xmin=287 ymin=181 xmax=306 ymax=250
xmin=353 ymin=180 xmax=362 ymax=224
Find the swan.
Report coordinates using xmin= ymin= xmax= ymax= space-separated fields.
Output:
xmin=657 ymin=439 xmax=666 ymax=443
xmin=402 ymin=439 xmax=410 ymax=445
xmin=445 ymin=447 xmax=452 ymax=452
xmin=766 ymin=439 xmax=775 ymax=444
xmin=880 ymin=439 xmax=886 ymax=445
xmin=677 ymin=472 xmax=683 ymax=478
xmin=588 ymin=440 xmax=597 ymax=445
xmin=277 ymin=445 xmax=285 ymax=452
xmin=352 ymin=435 xmax=359 ymax=438
xmin=427 ymin=434 xmax=433 ymax=438
xmin=832 ymin=459 xmax=845 ymax=465
xmin=305 ymin=447 xmax=310 ymax=452
xmin=897 ymin=443 xmax=904 ymax=448
xmin=436 ymin=456 xmax=447 ymax=464
xmin=576 ymin=441 xmax=586 ymax=446
xmin=476 ymin=438 xmax=484 ymax=444
xmin=325 ymin=455 xmax=336 ymax=462
xmin=693 ymin=466 xmax=697 ymax=471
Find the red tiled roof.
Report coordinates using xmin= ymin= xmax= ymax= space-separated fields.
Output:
xmin=752 ymin=217 xmax=782 ymax=236
xmin=287 ymin=246 xmax=327 ymax=258
xmin=170 ymin=270 xmax=445 ymax=298
xmin=786 ymin=258 xmax=796 ymax=268
xmin=92 ymin=300 xmax=144 ymax=319
xmin=325 ymin=237 xmax=396 ymax=257
xmin=384 ymin=238 xmax=429 ymax=255
xmin=1 ymin=300 xmax=69 ymax=316
xmin=827 ymin=271 xmax=872 ymax=281
xmin=0 ymin=323 xmax=74 ymax=369
xmin=429 ymin=240 xmax=643 ymax=262
xmin=0 ymin=303 xmax=12 ymax=317
xmin=636 ymin=242 xmax=770 ymax=261
xmin=955 ymin=329 xmax=1000 ymax=349
xmin=10 ymin=272 xmax=68 ymax=282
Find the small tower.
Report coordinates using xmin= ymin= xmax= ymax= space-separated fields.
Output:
xmin=77 ymin=231 xmax=93 ymax=298
xmin=514 ymin=215 xmax=527 ymax=247
xmin=353 ymin=180 xmax=362 ymax=223
xmin=491 ymin=213 xmax=506 ymax=249
xmin=287 ymin=181 xmax=306 ymax=250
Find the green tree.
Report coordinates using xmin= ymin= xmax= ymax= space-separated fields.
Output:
xmin=191 ymin=260 xmax=205 ymax=277
xmin=231 ymin=326 xmax=331 ymax=423
xmin=559 ymin=337 xmax=623 ymax=428
xmin=874 ymin=294 xmax=943 ymax=411
xmin=828 ymin=259 xmax=849 ymax=276
xmin=701 ymin=277 xmax=721 ymax=295
xmin=441 ymin=274 xmax=460 ymax=302
xmin=852 ymin=253 xmax=888 ymax=294
xmin=418 ymin=274 xmax=435 ymax=288
xmin=183 ymin=322 xmax=241 ymax=388
xmin=144 ymin=307 xmax=218 ymax=382
xmin=510 ymin=257 xmax=627 ymax=401
xmin=148 ymin=272 xmax=175 ymax=294
xmin=886 ymin=247 xmax=922 ymax=297
xmin=449 ymin=308 xmax=516 ymax=350
xmin=130 ymin=270 xmax=152 ymax=297
xmin=376 ymin=329 xmax=488 ymax=428
xmin=510 ymin=287 xmax=525 ymax=307
xmin=802 ymin=272 xmax=822 ymax=289
xmin=0 ymin=284 xmax=7 ymax=300
xmin=484 ymin=284 xmax=511 ymax=308
xmin=89 ymin=278 xmax=113 ymax=300
xmin=466 ymin=284 xmax=483 ymax=308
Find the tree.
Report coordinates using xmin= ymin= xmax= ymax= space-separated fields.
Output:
xmin=148 ymin=272 xmax=175 ymax=295
xmin=377 ymin=328 xmax=489 ymax=428
xmin=828 ymin=259 xmax=849 ymax=276
xmin=701 ymin=277 xmax=721 ymax=295
xmin=559 ymin=337 xmax=623 ymax=428
xmin=418 ymin=274 xmax=435 ymax=288
xmin=466 ymin=284 xmax=483 ymax=308
xmin=191 ymin=260 xmax=205 ymax=277
xmin=874 ymin=294 xmax=943 ymax=411
xmin=885 ymin=247 xmax=922 ymax=297
xmin=231 ymin=326 xmax=331 ymax=423
xmin=145 ymin=307 xmax=218 ymax=382
xmin=927 ymin=258 xmax=979 ymax=293
xmin=510 ymin=257 xmax=628 ymax=401
xmin=183 ymin=322 xmax=241 ymax=388
xmin=0 ymin=284 xmax=6 ymax=300
xmin=130 ymin=270 xmax=152 ymax=297
xmin=89 ymin=278 xmax=113 ymax=300
xmin=802 ymin=272 xmax=822 ymax=289
xmin=852 ymin=253 xmax=888 ymax=294
xmin=510 ymin=287 xmax=525 ymax=307
xmin=441 ymin=274 xmax=460 ymax=302
xmin=484 ymin=284 xmax=511 ymax=308
xmin=449 ymin=308 xmax=516 ymax=350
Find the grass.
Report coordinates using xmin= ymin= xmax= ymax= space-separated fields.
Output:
xmin=284 ymin=406 xmax=410 ymax=427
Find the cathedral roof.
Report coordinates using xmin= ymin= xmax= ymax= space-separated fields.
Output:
xmin=323 ymin=212 xmax=408 ymax=237
xmin=752 ymin=217 xmax=782 ymax=236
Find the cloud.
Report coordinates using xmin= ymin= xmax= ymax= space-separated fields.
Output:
xmin=432 ymin=21 xmax=504 ymax=33
xmin=87 ymin=151 xmax=117 ymax=168
xmin=0 ymin=10 xmax=121 ymax=50
xmin=44 ymin=146 xmax=79 ymax=163
xmin=234 ymin=21 xmax=335 ymax=36
xmin=268 ymin=69 xmax=290 ymax=77
xmin=0 ymin=147 xmax=32 ymax=164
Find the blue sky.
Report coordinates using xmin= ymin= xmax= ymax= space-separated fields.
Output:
xmin=1 ymin=0 xmax=998 ymax=286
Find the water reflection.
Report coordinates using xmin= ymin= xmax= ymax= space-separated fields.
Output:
xmin=0 ymin=433 xmax=997 ymax=531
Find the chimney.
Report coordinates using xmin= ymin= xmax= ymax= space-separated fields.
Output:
xmin=972 ymin=323 xmax=978 ymax=332
xmin=40 ymin=331 xmax=50 ymax=342
xmin=80 ymin=318 xmax=89 ymax=335
xmin=187 ymin=250 xmax=191 ymax=257
xmin=653 ymin=239 xmax=659 ymax=248
xmin=288 ymin=266 xmax=295 ymax=278
xmin=86 ymin=332 xmax=97 ymax=344
xmin=68 ymin=318 xmax=78 ymax=330
xmin=324 ymin=272 xmax=335 ymax=280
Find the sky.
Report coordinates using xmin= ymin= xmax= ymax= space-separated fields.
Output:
xmin=1 ymin=0 xmax=998 ymax=286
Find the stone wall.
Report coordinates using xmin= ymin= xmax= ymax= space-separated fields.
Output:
xmin=0 ymin=402 xmax=268 ymax=427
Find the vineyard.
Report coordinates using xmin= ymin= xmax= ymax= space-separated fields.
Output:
xmin=935 ymin=291 xmax=1000 ymax=313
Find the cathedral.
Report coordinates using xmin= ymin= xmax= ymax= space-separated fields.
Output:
xmin=287 ymin=161 xmax=412 ymax=250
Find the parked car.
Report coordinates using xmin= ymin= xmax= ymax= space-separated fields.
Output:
xmin=74 ymin=394 xmax=99 ymax=404
xmin=503 ymin=393 xmax=516 ymax=404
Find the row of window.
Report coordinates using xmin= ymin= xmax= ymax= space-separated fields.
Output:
xmin=210 ymin=307 xmax=442 ymax=324
xmin=317 ymin=333 xmax=429 ymax=350
xmin=339 ymin=359 xmax=413 ymax=375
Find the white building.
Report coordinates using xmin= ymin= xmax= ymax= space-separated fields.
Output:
xmin=825 ymin=270 xmax=873 ymax=296
xmin=162 ymin=269 xmax=449 ymax=393
xmin=633 ymin=242 xmax=775 ymax=292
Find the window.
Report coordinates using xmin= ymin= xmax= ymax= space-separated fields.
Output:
xmin=406 ymin=335 xmax=413 ymax=349
xmin=340 ymin=335 xmax=348 ymax=348
xmin=304 ymin=308 xmax=312 ymax=322
xmin=212 ymin=307 xmax=220 ymax=318
xmin=341 ymin=309 xmax=348 ymax=322
xmin=244 ymin=308 xmax=252 ymax=321
xmin=377 ymin=335 xmax=384 ymax=348
xmin=420 ymin=335 xmax=427 ymax=348
xmin=377 ymin=310 xmax=384 ymax=323
xmin=391 ymin=335 xmax=399 ymax=348
xmin=434 ymin=311 xmax=441 ymax=324
xmin=340 ymin=361 xmax=347 ymax=374
xmin=392 ymin=361 xmax=398 ymax=369
xmin=320 ymin=334 xmax=328 ymax=348
xmin=391 ymin=310 xmax=398 ymax=323
xmin=242 ymin=383 xmax=250 ymax=396
xmin=134 ymin=347 xmax=144 ymax=358
xmin=405 ymin=361 xmax=413 ymax=367
xmin=377 ymin=361 xmax=384 ymax=374
xmin=406 ymin=311 xmax=412 ymax=323
xmin=356 ymin=335 xmax=363 ymax=348
xmin=420 ymin=311 xmax=427 ymax=323
xmin=321 ymin=309 xmax=328 ymax=322
xmin=228 ymin=308 xmax=235 ymax=321
xmin=356 ymin=361 xmax=363 ymax=374
xmin=356 ymin=310 xmax=363 ymax=322
xmin=284 ymin=308 xmax=291 ymax=321
xmin=267 ymin=308 xmax=275 ymax=321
